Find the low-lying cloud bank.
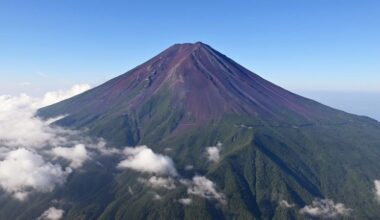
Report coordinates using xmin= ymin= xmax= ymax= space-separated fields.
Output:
xmin=0 ymin=84 xmax=113 ymax=200
xmin=0 ymin=84 xmax=90 ymax=149
xmin=118 ymin=146 xmax=178 ymax=176
xmin=0 ymin=148 xmax=71 ymax=200
xmin=300 ymin=198 xmax=351 ymax=218
xmin=0 ymin=84 xmax=227 ymax=207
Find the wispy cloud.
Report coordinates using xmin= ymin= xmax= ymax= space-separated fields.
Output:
xmin=185 ymin=165 xmax=194 ymax=170
xmin=38 ymin=207 xmax=64 ymax=220
xmin=139 ymin=176 xmax=176 ymax=190
xmin=279 ymin=200 xmax=295 ymax=208
xmin=37 ymin=72 xmax=49 ymax=78
xmin=300 ymin=198 xmax=351 ymax=218
xmin=181 ymin=176 xmax=226 ymax=205
xmin=152 ymin=192 xmax=162 ymax=200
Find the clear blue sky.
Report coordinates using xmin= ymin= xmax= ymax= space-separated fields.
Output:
xmin=0 ymin=0 xmax=379 ymax=119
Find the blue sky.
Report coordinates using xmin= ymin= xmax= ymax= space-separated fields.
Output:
xmin=0 ymin=0 xmax=379 ymax=119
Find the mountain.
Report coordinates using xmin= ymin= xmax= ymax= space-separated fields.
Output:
xmin=6 ymin=42 xmax=380 ymax=219
xmin=38 ymin=42 xmax=361 ymax=147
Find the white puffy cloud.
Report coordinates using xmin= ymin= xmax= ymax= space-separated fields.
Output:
xmin=206 ymin=147 xmax=220 ymax=163
xmin=0 ymin=94 xmax=54 ymax=148
xmin=206 ymin=142 xmax=222 ymax=163
xmin=140 ymin=176 xmax=176 ymax=190
xmin=118 ymin=146 xmax=178 ymax=176
xmin=300 ymin=198 xmax=351 ymax=218
xmin=178 ymin=198 xmax=192 ymax=205
xmin=183 ymin=176 xmax=226 ymax=204
xmin=0 ymin=84 xmax=91 ymax=149
xmin=52 ymin=144 xmax=89 ymax=168
xmin=279 ymin=200 xmax=295 ymax=208
xmin=0 ymin=148 xmax=71 ymax=200
xmin=375 ymin=180 xmax=380 ymax=202
xmin=0 ymin=84 xmax=118 ymax=200
xmin=41 ymin=84 xmax=91 ymax=107
xmin=38 ymin=207 xmax=64 ymax=220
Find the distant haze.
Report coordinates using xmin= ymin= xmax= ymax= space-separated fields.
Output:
xmin=297 ymin=91 xmax=380 ymax=121
xmin=1 ymin=82 xmax=378 ymax=122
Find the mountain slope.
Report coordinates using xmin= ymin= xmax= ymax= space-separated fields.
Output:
xmin=22 ymin=42 xmax=380 ymax=219
xmin=39 ymin=42 xmax=361 ymax=146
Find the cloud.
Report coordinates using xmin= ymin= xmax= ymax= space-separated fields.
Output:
xmin=128 ymin=186 xmax=134 ymax=195
xmin=206 ymin=142 xmax=222 ymax=163
xmin=0 ymin=94 xmax=55 ymax=148
xmin=185 ymin=165 xmax=194 ymax=170
xmin=279 ymin=200 xmax=295 ymax=208
xmin=375 ymin=180 xmax=380 ymax=202
xmin=140 ymin=176 xmax=176 ymax=190
xmin=300 ymin=198 xmax=351 ymax=218
xmin=91 ymin=140 xmax=121 ymax=155
xmin=52 ymin=144 xmax=89 ymax=168
xmin=41 ymin=84 xmax=90 ymax=107
xmin=38 ymin=207 xmax=64 ymax=220
xmin=118 ymin=146 xmax=178 ymax=176
xmin=206 ymin=147 xmax=220 ymax=162
xmin=178 ymin=198 xmax=192 ymax=205
xmin=164 ymin=147 xmax=172 ymax=152
xmin=152 ymin=193 xmax=162 ymax=200
xmin=0 ymin=148 xmax=71 ymax=200
xmin=0 ymin=84 xmax=91 ymax=148
xmin=0 ymin=84 xmax=117 ymax=200
xmin=183 ymin=176 xmax=226 ymax=204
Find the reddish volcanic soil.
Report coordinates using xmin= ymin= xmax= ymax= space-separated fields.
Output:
xmin=98 ymin=42 xmax=316 ymax=121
